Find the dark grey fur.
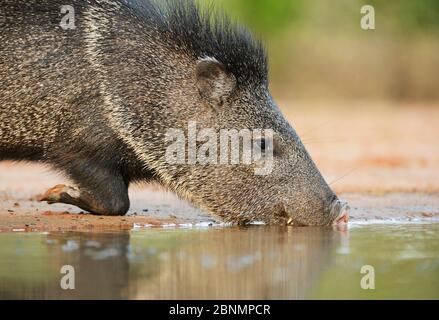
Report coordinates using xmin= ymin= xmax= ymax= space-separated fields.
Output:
xmin=0 ymin=0 xmax=346 ymax=225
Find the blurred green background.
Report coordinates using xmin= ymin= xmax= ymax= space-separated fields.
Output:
xmin=201 ymin=0 xmax=439 ymax=102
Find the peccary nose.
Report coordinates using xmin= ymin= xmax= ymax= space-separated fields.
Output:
xmin=330 ymin=199 xmax=350 ymax=225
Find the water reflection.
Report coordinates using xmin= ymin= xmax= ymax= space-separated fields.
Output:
xmin=129 ymin=227 xmax=342 ymax=299
xmin=0 ymin=232 xmax=131 ymax=299
xmin=1 ymin=224 xmax=438 ymax=299
xmin=0 ymin=227 xmax=342 ymax=299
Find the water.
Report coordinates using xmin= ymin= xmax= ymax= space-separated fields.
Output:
xmin=0 ymin=223 xmax=438 ymax=299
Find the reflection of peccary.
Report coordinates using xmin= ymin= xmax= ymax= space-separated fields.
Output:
xmin=0 ymin=0 xmax=348 ymax=225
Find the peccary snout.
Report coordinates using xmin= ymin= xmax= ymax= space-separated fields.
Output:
xmin=277 ymin=143 xmax=350 ymax=226
xmin=285 ymin=196 xmax=350 ymax=227
xmin=330 ymin=199 xmax=350 ymax=225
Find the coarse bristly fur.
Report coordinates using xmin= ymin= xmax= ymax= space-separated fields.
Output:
xmin=0 ymin=0 xmax=344 ymax=225
xmin=124 ymin=0 xmax=268 ymax=86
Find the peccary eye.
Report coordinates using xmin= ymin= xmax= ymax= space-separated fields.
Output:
xmin=253 ymin=138 xmax=280 ymax=158
xmin=259 ymin=139 xmax=266 ymax=152
xmin=254 ymin=137 xmax=280 ymax=158
xmin=254 ymin=138 xmax=267 ymax=154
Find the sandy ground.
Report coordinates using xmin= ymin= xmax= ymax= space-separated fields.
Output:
xmin=1 ymin=102 xmax=438 ymax=231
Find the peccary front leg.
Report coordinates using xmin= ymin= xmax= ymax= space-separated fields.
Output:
xmin=38 ymin=165 xmax=130 ymax=216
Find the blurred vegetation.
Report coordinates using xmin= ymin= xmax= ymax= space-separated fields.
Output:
xmin=217 ymin=0 xmax=305 ymax=37
xmin=370 ymin=0 xmax=439 ymax=32
xmin=217 ymin=0 xmax=439 ymax=35
xmin=202 ymin=0 xmax=439 ymax=102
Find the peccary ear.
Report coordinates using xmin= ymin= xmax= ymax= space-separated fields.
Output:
xmin=195 ymin=58 xmax=236 ymax=106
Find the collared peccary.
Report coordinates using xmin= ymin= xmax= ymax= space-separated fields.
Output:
xmin=0 ymin=0 xmax=348 ymax=225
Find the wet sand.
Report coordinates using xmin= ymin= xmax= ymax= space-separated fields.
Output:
xmin=1 ymin=103 xmax=438 ymax=231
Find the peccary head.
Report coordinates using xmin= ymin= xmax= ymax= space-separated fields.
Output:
xmin=161 ymin=57 xmax=348 ymax=226
xmin=110 ymin=1 xmax=348 ymax=225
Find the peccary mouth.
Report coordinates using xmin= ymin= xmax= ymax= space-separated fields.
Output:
xmin=286 ymin=217 xmax=306 ymax=227
xmin=284 ymin=200 xmax=350 ymax=226
xmin=330 ymin=200 xmax=350 ymax=225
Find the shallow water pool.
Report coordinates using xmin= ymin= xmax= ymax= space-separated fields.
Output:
xmin=0 ymin=223 xmax=438 ymax=299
